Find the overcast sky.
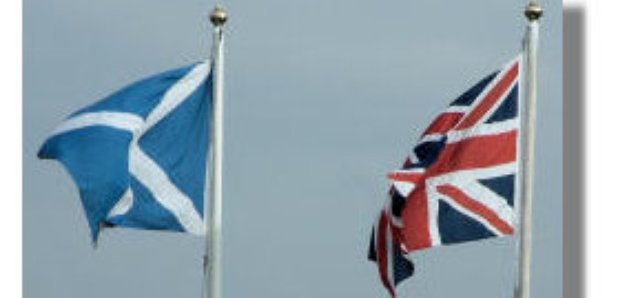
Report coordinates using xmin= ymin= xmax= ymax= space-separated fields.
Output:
xmin=24 ymin=1 xmax=562 ymax=297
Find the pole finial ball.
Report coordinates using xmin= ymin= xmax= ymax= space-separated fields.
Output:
xmin=524 ymin=2 xmax=543 ymax=21
xmin=210 ymin=5 xmax=228 ymax=26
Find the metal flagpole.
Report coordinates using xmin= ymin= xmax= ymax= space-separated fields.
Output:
xmin=205 ymin=5 xmax=227 ymax=298
xmin=515 ymin=2 xmax=542 ymax=298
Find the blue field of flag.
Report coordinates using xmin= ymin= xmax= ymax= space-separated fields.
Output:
xmin=39 ymin=62 xmax=213 ymax=242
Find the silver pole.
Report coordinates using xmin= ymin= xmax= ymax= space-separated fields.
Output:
xmin=515 ymin=2 xmax=542 ymax=298
xmin=205 ymin=5 xmax=227 ymax=298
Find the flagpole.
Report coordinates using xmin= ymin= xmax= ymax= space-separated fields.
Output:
xmin=515 ymin=2 xmax=542 ymax=298
xmin=205 ymin=5 xmax=227 ymax=298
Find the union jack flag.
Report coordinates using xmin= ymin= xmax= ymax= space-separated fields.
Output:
xmin=368 ymin=55 xmax=522 ymax=297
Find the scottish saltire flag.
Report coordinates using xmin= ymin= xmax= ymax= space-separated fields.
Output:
xmin=369 ymin=55 xmax=521 ymax=297
xmin=38 ymin=61 xmax=213 ymax=242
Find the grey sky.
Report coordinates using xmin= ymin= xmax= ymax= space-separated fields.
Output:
xmin=24 ymin=1 xmax=562 ymax=297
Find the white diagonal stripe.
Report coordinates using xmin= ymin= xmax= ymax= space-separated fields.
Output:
xmin=456 ymin=56 xmax=521 ymax=125
xmin=141 ymin=62 xmax=211 ymax=131
xmin=449 ymin=179 xmax=515 ymax=226
xmin=429 ymin=162 xmax=517 ymax=185
xmin=129 ymin=146 xmax=205 ymax=235
xmin=418 ymin=133 xmax=444 ymax=144
xmin=446 ymin=118 xmax=518 ymax=144
xmin=107 ymin=188 xmax=134 ymax=218
xmin=51 ymin=112 xmax=144 ymax=137
xmin=123 ymin=62 xmax=211 ymax=235
xmin=392 ymin=181 xmax=415 ymax=198
xmin=444 ymin=105 xmax=469 ymax=114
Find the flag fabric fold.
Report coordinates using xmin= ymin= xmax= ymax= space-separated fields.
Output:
xmin=39 ymin=61 xmax=213 ymax=242
xmin=369 ymin=55 xmax=521 ymax=297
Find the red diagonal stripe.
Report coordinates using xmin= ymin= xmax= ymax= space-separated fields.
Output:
xmin=436 ymin=184 xmax=514 ymax=235
xmin=422 ymin=112 xmax=464 ymax=136
xmin=376 ymin=211 xmax=397 ymax=298
xmin=455 ymin=62 xmax=519 ymax=130
xmin=388 ymin=171 xmax=424 ymax=185
xmin=429 ymin=130 xmax=517 ymax=176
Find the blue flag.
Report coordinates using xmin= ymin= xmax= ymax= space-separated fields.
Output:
xmin=39 ymin=62 xmax=213 ymax=242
